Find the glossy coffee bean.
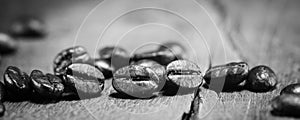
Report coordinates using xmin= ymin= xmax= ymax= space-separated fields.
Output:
xmin=113 ymin=65 xmax=162 ymax=98
xmin=99 ymin=46 xmax=130 ymax=70
xmin=94 ymin=59 xmax=114 ymax=79
xmin=131 ymin=47 xmax=181 ymax=66
xmin=158 ymin=41 xmax=186 ymax=59
xmin=30 ymin=70 xmax=64 ymax=98
xmin=10 ymin=16 xmax=46 ymax=37
xmin=280 ymin=83 xmax=300 ymax=96
xmin=245 ymin=65 xmax=277 ymax=92
xmin=203 ymin=62 xmax=249 ymax=91
xmin=134 ymin=60 xmax=166 ymax=79
xmin=4 ymin=66 xmax=31 ymax=97
xmin=64 ymin=63 xmax=105 ymax=99
xmin=53 ymin=46 xmax=91 ymax=76
xmin=99 ymin=46 xmax=128 ymax=60
xmin=270 ymin=94 xmax=300 ymax=117
xmin=166 ymin=60 xmax=203 ymax=89
xmin=0 ymin=33 xmax=17 ymax=54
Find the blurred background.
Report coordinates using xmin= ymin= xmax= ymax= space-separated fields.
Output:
xmin=0 ymin=0 xmax=299 ymax=73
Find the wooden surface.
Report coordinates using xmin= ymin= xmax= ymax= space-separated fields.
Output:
xmin=0 ymin=0 xmax=300 ymax=120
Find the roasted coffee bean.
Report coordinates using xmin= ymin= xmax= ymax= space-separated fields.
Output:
xmin=4 ymin=66 xmax=31 ymax=97
xmin=53 ymin=46 xmax=91 ymax=76
xmin=99 ymin=46 xmax=130 ymax=70
xmin=30 ymin=70 xmax=64 ymax=98
xmin=270 ymin=94 xmax=300 ymax=117
xmin=112 ymin=65 xmax=162 ymax=98
xmin=166 ymin=60 xmax=203 ymax=89
xmin=99 ymin=46 xmax=128 ymax=60
xmin=245 ymin=65 xmax=277 ymax=92
xmin=94 ymin=59 xmax=114 ymax=79
xmin=203 ymin=62 xmax=249 ymax=91
xmin=64 ymin=63 xmax=105 ymax=99
xmin=280 ymin=83 xmax=300 ymax=96
xmin=10 ymin=16 xmax=46 ymax=37
xmin=134 ymin=60 xmax=166 ymax=79
xmin=0 ymin=33 xmax=17 ymax=54
xmin=131 ymin=47 xmax=181 ymax=66
xmin=0 ymin=102 xmax=5 ymax=117
xmin=158 ymin=41 xmax=186 ymax=59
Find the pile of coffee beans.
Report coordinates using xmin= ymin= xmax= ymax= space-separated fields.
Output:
xmin=203 ymin=63 xmax=278 ymax=92
xmin=270 ymin=83 xmax=300 ymax=117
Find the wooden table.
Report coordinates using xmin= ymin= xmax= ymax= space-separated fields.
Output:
xmin=0 ymin=0 xmax=300 ymax=119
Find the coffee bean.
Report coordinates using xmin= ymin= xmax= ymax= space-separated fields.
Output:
xmin=280 ymin=83 xmax=300 ymax=96
xmin=0 ymin=102 xmax=5 ymax=117
xmin=203 ymin=62 xmax=249 ymax=91
xmin=3 ymin=66 xmax=31 ymax=98
xmin=131 ymin=47 xmax=181 ymax=66
xmin=158 ymin=41 xmax=186 ymax=59
xmin=245 ymin=65 xmax=277 ymax=92
xmin=10 ymin=16 xmax=46 ymax=37
xmin=99 ymin=46 xmax=130 ymax=70
xmin=30 ymin=70 xmax=64 ymax=98
xmin=0 ymin=33 xmax=17 ymax=54
xmin=64 ymin=63 xmax=105 ymax=99
xmin=53 ymin=46 xmax=91 ymax=76
xmin=270 ymin=94 xmax=300 ymax=117
xmin=166 ymin=60 xmax=203 ymax=89
xmin=112 ymin=65 xmax=162 ymax=98
xmin=99 ymin=46 xmax=128 ymax=60
xmin=94 ymin=59 xmax=114 ymax=79
xmin=133 ymin=60 xmax=166 ymax=79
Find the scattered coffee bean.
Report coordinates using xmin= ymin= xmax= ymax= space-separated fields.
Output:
xmin=53 ymin=46 xmax=91 ymax=76
xmin=99 ymin=46 xmax=128 ymax=60
xmin=94 ymin=59 xmax=114 ymax=79
xmin=158 ymin=41 xmax=186 ymax=59
xmin=203 ymin=62 xmax=248 ymax=91
xmin=64 ymin=63 xmax=105 ymax=99
xmin=112 ymin=65 xmax=162 ymax=98
xmin=134 ymin=60 xmax=166 ymax=92
xmin=270 ymin=94 xmax=300 ymax=117
xmin=131 ymin=47 xmax=181 ymax=66
xmin=99 ymin=46 xmax=130 ymax=70
xmin=134 ymin=60 xmax=166 ymax=79
xmin=245 ymin=65 xmax=277 ymax=92
xmin=30 ymin=70 xmax=64 ymax=98
xmin=10 ymin=16 xmax=46 ymax=37
xmin=280 ymin=83 xmax=300 ymax=96
xmin=0 ymin=33 xmax=17 ymax=54
xmin=4 ymin=66 xmax=31 ymax=98
xmin=166 ymin=60 xmax=203 ymax=89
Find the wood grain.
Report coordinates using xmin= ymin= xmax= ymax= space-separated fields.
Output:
xmin=0 ymin=0 xmax=300 ymax=120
